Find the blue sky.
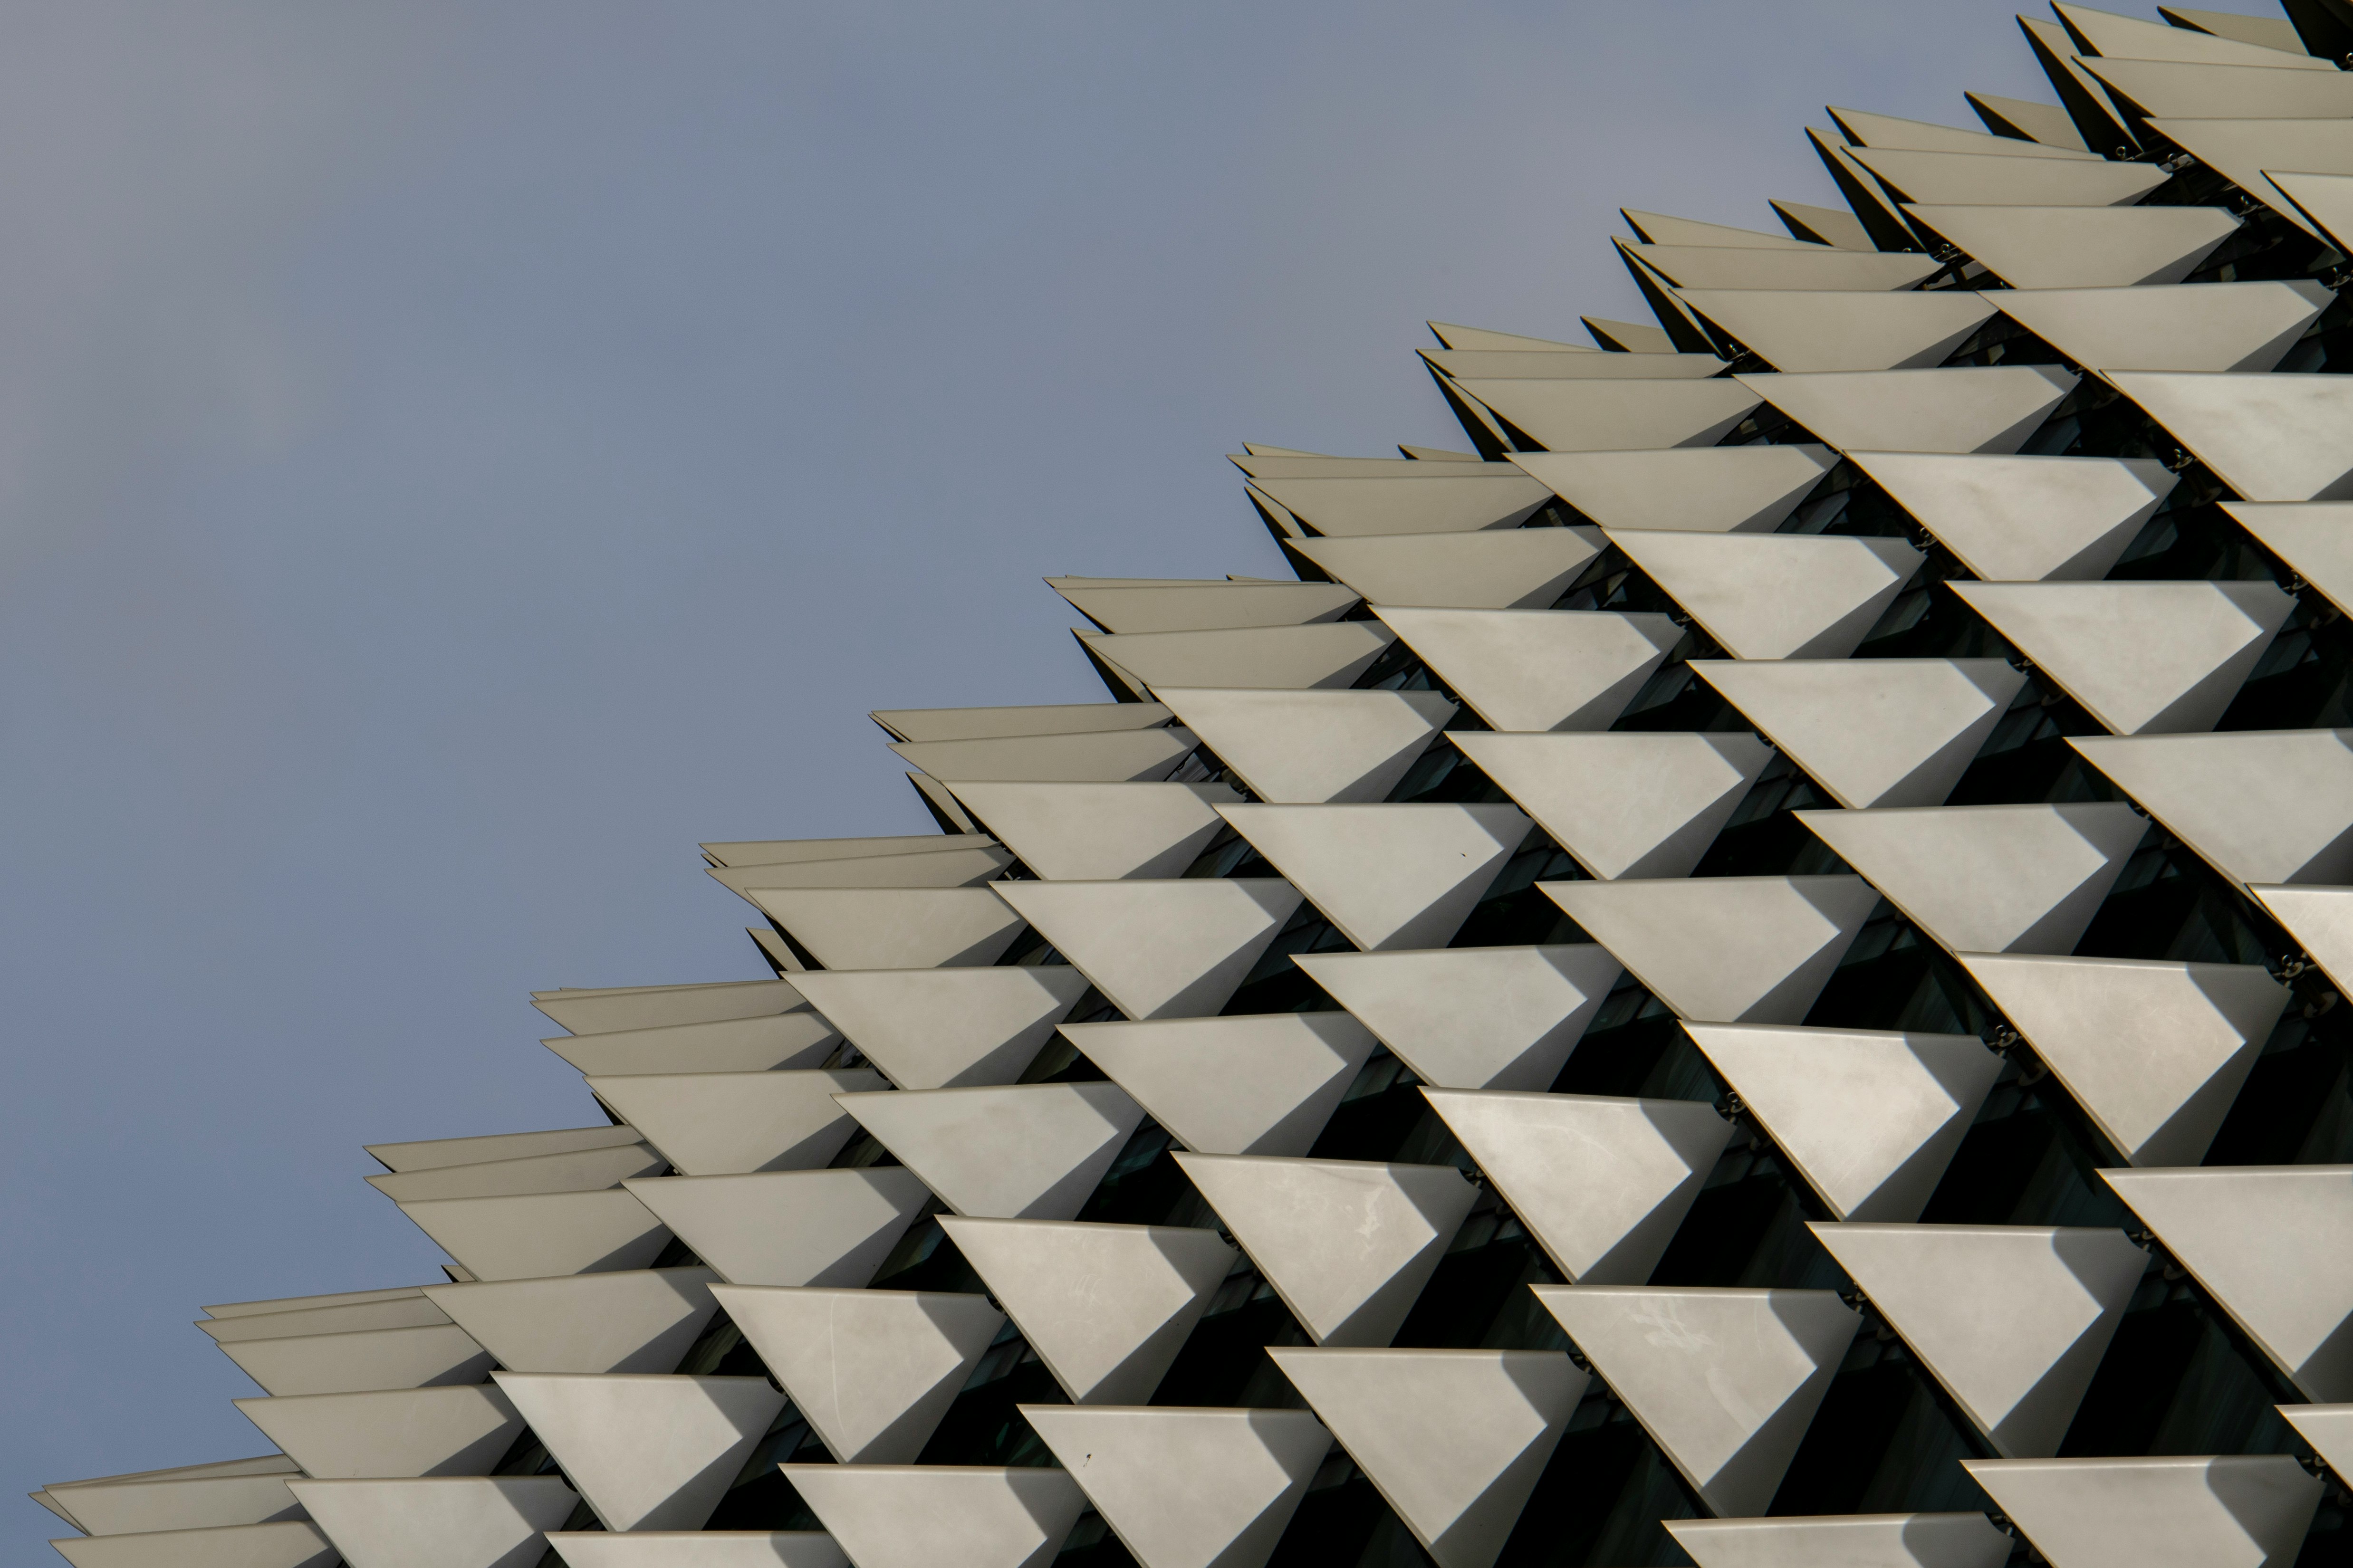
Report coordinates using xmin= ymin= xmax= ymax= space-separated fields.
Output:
xmin=0 ymin=0 xmax=2268 ymax=1539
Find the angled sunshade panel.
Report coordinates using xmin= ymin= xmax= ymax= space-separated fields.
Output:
xmin=710 ymin=1284 xmax=1002 ymax=1463
xmin=1244 ymin=473 xmax=1554 ymax=535
xmin=217 ymin=1324 xmax=496 ymax=1399
xmin=786 ymin=965 xmax=1089 ymax=1089
xmin=1667 ymin=1512 xmax=2014 ymax=1568
xmin=2102 ymin=1166 xmax=2353 ymax=1401
xmin=1287 ymin=527 xmax=1605 ymax=609
xmin=1808 ymin=1224 xmax=2147 ymax=1456
xmin=1903 ymin=202 xmax=2241 ymax=289
xmin=937 ymin=1217 xmax=1237 ymax=1405
xmin=1605 ymin=529 xmax=1921 ymax=660
xmin=1968 ymin=89 xmax=2093 ymax=150
xmin=1848 ymin=145 xmax=2169 ymax=206
xmin=2148 ymin=118 xmax=2353 ymax=237
xmin=1963 ymin=1455 xmax=2321 ymax=1568
xmin=233 ymin=1386 xmax=526 ymax=1479
xmin=747 ymin=886 xmax=1027 ymax=970
xmin=835 ymin=1081 xmax=1145 ymax=1221
xmin=1623 ymin=207 xmax=1832 ymax=245
xmin=1291 ymin=945 xmax=1620 ymax=1091
xmin=1684 ymin=1024 xmax=2001 ymax=1222
xmin=585 ymin=1069 xmax=881 ymax=1175
xmin=1617 ymin=239 xmax=1938 ymax=291
xmin=1062 ymin=1012 xmax=1378 ymax=1157
xmin=2270 ymin=170 xmax=2353 ymax=258
xmin=2068 ymin=729 xmax=2353 ymax=886
xmin=620 ymin=1168 xmax=932 ymax=1287
xmin=1173 ymin=1155 xmax=1477 ymax=1347
xmin=2108 ymin=373 xmax=2353 ymax=502
xmin=1693 ymin=658 xmax=2027 ymax=809
xmin=776 ymin=1465 xmax=1086 ymax=1568
xmin=491 ymin=1374 xmax=783 ymax=1533
xmin=541 ymin=1012 xmax=841 ymax=1077
xmin=869 ymin=701 xmax=1174 ymax=743
xmin=1675 ymin=287 xmax=1996 ymax=373
xmin=1451 ymin=731 xmax=1773 ymax=881
xmin=1533 ymin=1287 xmax=1860 ymax=1518
xmin=48 ymin=1521 xmax=339 ymax=1568
xmin=1448 ymin=378 xmax=1761 ymax=453
xmin=2250 ymin=884 xmax=2353 ymax=995
xmin=1268 ymin=1348 xmax=1585 ymax=1568
xmin=1994 ymin=280 xmax=2329 ymax=373
xmin=1508 ymin=446 xmax=1836 ymax=534
xmin=1078 ymin=623 xmax=1396 ymax=692
xmin=2223 ymin=501 xmax=2353 ymax=620
xmin=420 ymin=1269 xmax=720 ymax=1375
xmin=1152 ymin=686 xmax=1455 ymax=803
xmin=1735 ymin=366 xmax=2077 ymax=455
xmin=287 ymin=1476 xmax=580 ymax=1568
xmin=1845 ymin=451 xmax=2175 ymax=582
xmin=1958 ymin=953 xmax=2289 ymax=1166
xmin=941 ymin=779 xmax=1240 ymax=879
xmin=1542 ymin=875 xmax=1882 ymax=1023
xmin=362 ymin=1142 xmax=667 ymax=1205
xmin=889 ymin=727 xmax=1200 ymax=784
xmin=1422 ymin=1090 xmax=1731 ymax=1283
xmin=1049 ymin=578 xmax=1360 ymax=633
xmin=989 ymin=878 xmax=1304 ymax=1019
xmin=396 ymin=1189 xmax=671 ymax=1283
xmin=1017 ymin=1405 xmax=1331 ymax=1568
xmin=1373 ymin=607 xmax=1682 ymax=732
xmin=2053 ymin=1 xmax=2334 ymax=67
xmin=1796 ymin=803 xmax=2147 ymax=955
xmin=1215 ymin=803 xmax=1530 ymax=951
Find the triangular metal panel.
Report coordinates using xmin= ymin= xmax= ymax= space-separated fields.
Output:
xmin=1847 ymin=451 xmax=2175 ymax=582
xmin=1508 ymin=446 xmax=1837 ymax=534
xmin=1959 ymin=953 xmax=2289 ymax=1166
xmin=2223 ymin=501 xmax=2353 ymax=619
xmin=1686 ymin=1024 xmax=2000 ymax=1223
xmin=368 ymin=1124 xmax=648 ymax=1172
xmin=1289 ymin=527 xmax=1605 ymax=610
xmin=2103 ymin=1165 xmax=2353 ymax=1400
xmin=1848 ymin=145 xmax=2168 ymax=205
xmin=707 ymin=843 xmax=1010 ymax=893
xmin=1736 ymin=366 xmax=2077 ymax=455
xmin=1606 ymin=529 xmax=1921 ymax=660
xmin=2069 ymin=729 xmax=2353 ymax=885
xmin=1768 ymin=198 xmax=1878 ymax=249
xmin=775 ymin=1466 xmax=1087 ymax=1568
xmin=936 ymin=1217 xmax=1237 ymax=1405
xmin=1962 ymin=1454 xmax=2321 ymax=1568
xmin=1832 ymin=105 xmax=2095 ymax=158
xmin=48 ymin=1521 xmax=338 ymax=1568
xmin=1050 ymin=580 xmax=1359 ymax=634
xmin=2249 ymin=883 xmax=2353 ymax=994
xmin=2282 ymin=1405 xmax=2353 ymax=1486
xmin=1969 ymin=90 xmax=2095 ymax=150
xmin=397 ymin=1190 xmax=671 ymax=1283
xmin=1677 ymin=288 xmax=1997 ymax=373
xmin=2087 ymin=56 xmax=2353 ymax=123
xmin=287 ymin=1476 xmax=579 ymax=1568
xmin=1451 ymin=731 xmax=1773 ymax=880
xmin=1809 ymin=1223 xmax=2146 ymax=1455
xmin=218 ymin=1324 xmax=496 ymax=1398
xmin=786 ymin=966 xmax=1089 ymax=1090
xmin=534 ymin=981 xmax=810 ymax=1038
xmin=233 ymin=1386 xmax=524 ymax=1479
xmin=990 ymin=879 xmax=1304 ymax=1020
xmin=1795 ymin=803 xmax=2149 ymax=954
xmin=1999 ymin=280 xmax=2330 ymax=374
xmin=1664 ymin=1511 xmax=2022 ymax=1568
xmin=1062 ymin=1012 xmax=1379 ymax=1157
xmin=871 ymin=702 xmax=1172 ymax=744
xmin=1533 ymin=1287 xmax=1861 ymax=1517
xmin=711 ymin=1285 xmax=1002 ymax=1463
xmin=1268 ymin=1348 xmax=1585 ymax=1568
xmin=1693 ymin=658 xmax=2028 ymax=808
xmin=1152 ymin=687 xmax=1456 ymax=803
xmin=1245 ymin=473 xmax=1553 ymax=535
xmin=890 ymin=729 xmax=1199 ymax=785
xmin=943 ymin=781 xmax=1240 ymax=879
xmin=2055 ymin=0 xmax=2332 ymax=66
xmin=364 ymin=1144 xmax=666 ymax=1205
xmin=1216 ymin=803 xmax=1530 ymax=950
xmin=1292 ymin=946 xmax=1622 ymax=1090
xmin=1078 ymin=623 xmax=1396 ymax=691
xmin=621 ymin=1168 xmax=932 ymax=1287
xmin=1619 ymin=240 xmax=1939 ymax=291
xmin=1623 ymin=209 xmax=1830 ymax=247
xmin=2271 ymin=169 xmax=2353 ymax=258
xmin=1423 ymin=1090 xmax=1732 ymax=1283
xmin=2145 ymin=117 xmax=2353 ymax=237
xmin=1903 ymin=202 xmax=2240 ymax=288
xmin=835 ymin=1081 xmax=1145 ymax=1221
xmin=1018 ymin=1405 xmax=1331 ymax=1568
xmin=1448 ymin=378 xmax=1762 ymax=453
xmin=2110 ymin=372 xmax=2353 ymax=502
xmin=542 ymin=1013 xmax=841 ymax=1078
xmin=421 ymin=1269 xmax=721 ymax=1375
xmin=746 ymin=887 xmax=1026 ymax=971
xmin=1542 ymin=876 xmax=1882 ymax=1023
xmin=38 ymin=1473 xmax=301 ymax=1536
xmin=586 ymin=1071 xmax=881 ymax=1176
xmin=491 ymin=1373 xmax=782 ymax=1533
xmin=1172 ymin=1155 xmax=1477 ymax=1346
xmin=1373 ymin=607 xmax=1683 ymax=732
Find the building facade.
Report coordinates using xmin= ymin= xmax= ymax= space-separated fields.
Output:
xmin=34 ymin=4 xmax=2353 ymax=1566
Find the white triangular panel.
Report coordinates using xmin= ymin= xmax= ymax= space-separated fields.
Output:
xmin=747 ymin=887 xmax=1025 ymax=971
xmin=1292 ymin=946 xmax=1622 ymax=1090
xmin=1063 ymin=1012 xmax=1378 ymax=1156
xmin=1079 ymin=623 xmax=1395 ymax=691
xmin=396 ymin=1190 xmax=670 ymax=1283
xmin=492 ymin=1374 xmax=783 ymax=1533
xmin=1847 ymin=451 xmax=2175 ymax=582
xmin=2103 ymin=1166 xmax=2353 ymax=1401
xmin=944 ymin=781 xmax=1241 ymax=880
xmin=1289 ymin=527 xmax=1605 ymax=609
xmin=1795 ymin=803 xmax=2148 ymax=954
xmin=835 ymin=1081 xmax=1144 ymax=1221
xmin=2070 ymin=730 xmax=2353 ymax=886
xmin=1848 ymin=145 xmax=2167 ymax=206
xmin=1736 ymin=367 xmax=2077 ymax=455
xmin=1683 ymin=1024 xmax=2000 ymax=1223
xmin=1051 ymin=579 xmax=1359 ymax=634
xmin=1902 ymin=202 xmax=2239 ymax=289
xmin=1808 ymin=1224 xmax=2146 ymax=1455
xmin=2250 ymin=884 xmax=2353 ymax=994
xmin=218 ymin=1324 xmax=495 ymax=1398
xmin=1374 ymin=607 xmax=1683 ymax=732
xmin=1245 ymin=473 xmax=1552 ymax=536
xmin=1607 ymin=529 xmax=1921 ymax=660
xmin=421 ymin=1269 xmax=720 ymax=1375
xmin=711 ymin=1285 xmax=1003 ymax=1463
xmin=1959 ymin=953 xmax=2289 ymax=1166
xmin=1450 ymin=378 xmax=1762 ymax=453
xmin=1508 ymin=446 xmax=1837 ymax=534
xmin=586 ymin=1071 xmax=882 ymax=1176
xmin=2146 ymin=116 xmax=2353 ymax=238
xmin=787 ymin=966 xmax=1090 ymax=1090
xmin=1694 ymin=659 xmax=2027 ymax=808
xmin=1952 ymin=579 xmax=2293 ymax=734
xmin=365 ymin=1143 xmax=665 ymax=1205
xmin=234 ymin=1386 xmax=525 ymax=1479
xmin=1963 ymin=1454 xmax=2321 ymax=1568
xmin=1422 ymin=1090 xmax=1732 ymax=1282
xmin=1153 ymin=687 xmax=1456 ymax=803
xmin=1018 ymin=1405 xmax=1331 ymax=1568
xmin=1831 ymin=105 xmax=2100 ymax=158
xmin=48 ymin=1521 xmax=338 ymax=1568
xmin=2223 ymin=501 xmax=2353 ymax=619
xmin=543 ymin=1013 xmax=841 ymax=1078
xmin=1543 ymin=876 xmax=1882 ymax=1023
xmin=288 ymin=1476 xmax=578 ymax=1568
xmin=2271 ymin=169 xmax=2353 ymax=258
xmin=2282 ymin=1405 xmax=2353 ymax=1487
xmin=990 ymin=879 xmax=1303 ymax=1020
xmin=936 ymin=1217 xmax=1237 ymax=1405
xmin=1678 ymin=288 xmax=1996 ymax=373
xmin=777 ymin=1466 xmax=1087 ymax=1568
xmin=1216 ymin=803 xmax=1529 ymax=950
xmin=622 ymin=1168 xmax=932 ymax=1287
xmin=2109 ymin=373 xmax=2353 ymax=502
xmin=1268 ymin=1348 xmax=1585 ymax=1568
xmin=1173 ymin=1155 xmax=1477 ymax=1346
xmin=1451 ymin=731 xmax=1773 ymax=880
xmin=1533 ymin=1287 xmax=1860 ymax=1517
xmin=1996 ymin=281 xmax=2329 ymax=373
xmin=1666 ymin=1511 xmax=2014 ymax=1568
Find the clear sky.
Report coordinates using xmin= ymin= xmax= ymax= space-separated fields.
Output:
xmin=0 ymin=0 xmax=2275 ymax=1538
